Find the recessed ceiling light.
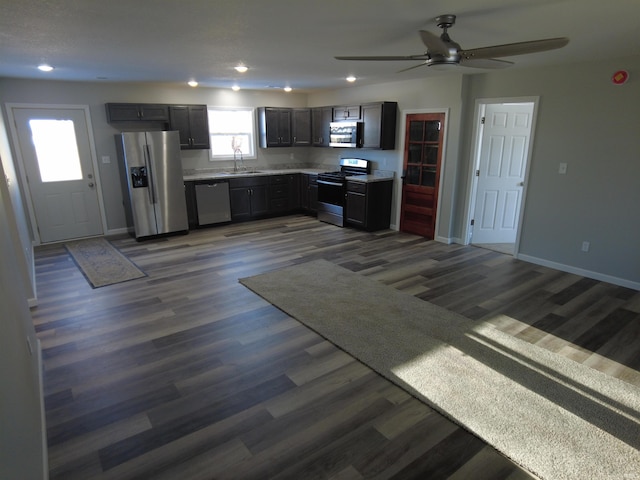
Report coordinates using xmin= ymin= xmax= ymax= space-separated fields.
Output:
xmin=187 ymin=80 xmax=198 ymax=87
xmin=283 ymin=86 xmax=292 ymax=92
xmin=234 ymin=65 xmax=248 ymax=73
xmin=38 ymin=64 xmax=54 ymax=72
xmin=232 ymin=85 xmax=240 ymax=91
xmin=346 ymin=75 xmax=356 ymax=82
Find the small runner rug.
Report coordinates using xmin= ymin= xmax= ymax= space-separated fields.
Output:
xmin=65 ymin=237 xmax=146 ymax=288
xmin=239 ymin=259 xmax=640 ymax=480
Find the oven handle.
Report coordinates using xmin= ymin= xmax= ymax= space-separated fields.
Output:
xmin=317 ymin=179 xmax=344 ymax=187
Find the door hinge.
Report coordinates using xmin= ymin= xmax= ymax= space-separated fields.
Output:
xmin=481 ymin=116 xmax=485 ymax=124
xmin=470 ymin=219 xmax=475 ymax=226
xmin=475 ymin=170 xmax=480 ymax=177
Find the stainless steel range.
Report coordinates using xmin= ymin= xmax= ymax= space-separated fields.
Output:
xmin=317 ymin=158 xmax=370 ymax=227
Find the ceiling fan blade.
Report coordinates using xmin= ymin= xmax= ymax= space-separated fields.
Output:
xmin=461 ymin=37 xmax=569 ymax=60
xmin=460 ymin=57 xmax=514 ymax=69
xmin=334 ymin=55 xmax=428 ymax=61
xmin=419 ymin=30 xmax=451 ymax=57
xmin=396 ymin=62 xmax=429 ymax=73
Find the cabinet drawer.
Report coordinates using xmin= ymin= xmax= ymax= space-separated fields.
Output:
xmin=346 ymin=181 xmax=367 ymax=194
xmin=229 ymin=176 xmax=268 ymax=188
xmin=269 ymin=185 xmax=288 ymax=198
xmin=269 ymin=175 xmax=288 ymax=185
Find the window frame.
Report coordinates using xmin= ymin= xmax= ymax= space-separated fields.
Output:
xmin=207 ymin=106 xmax=257 ymax=161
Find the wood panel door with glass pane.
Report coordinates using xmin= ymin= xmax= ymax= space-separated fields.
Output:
xmin=400 ymin=113 xmax=445 ymax=239
xmin=12 ymin=107 xmax=103 ymax=243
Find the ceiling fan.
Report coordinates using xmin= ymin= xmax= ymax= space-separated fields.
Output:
xmin=335 ymin=14 xmax=569 ymax=72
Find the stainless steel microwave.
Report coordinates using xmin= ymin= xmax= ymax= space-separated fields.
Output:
xmin=329 ymin=121 xmax=363 ymax=148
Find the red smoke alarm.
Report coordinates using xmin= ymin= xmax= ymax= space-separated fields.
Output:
xmin=612 ymin=70 xmax=629 ymax=85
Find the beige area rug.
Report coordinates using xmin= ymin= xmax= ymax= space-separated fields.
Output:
xmin=65 ymin=237 xmax=146 ymax=288
xmin=240 ymin=259 xmax=640 ymax=480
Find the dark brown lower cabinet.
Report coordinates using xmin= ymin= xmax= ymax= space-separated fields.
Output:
xmin=229 ymin=177 xmax=269 ymax=221
xmin=346 ymin=179 xmax=393 ymax=231
xmin=301 ymin=173 xmax=318 ymax=214
xmin=269 ymin=174 xmax=301 ymax=213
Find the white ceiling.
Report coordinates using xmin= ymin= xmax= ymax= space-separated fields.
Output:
xmin=1 ymin=0 xmax=639 ymax=92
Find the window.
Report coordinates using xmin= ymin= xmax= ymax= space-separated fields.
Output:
xmin=208 ymin=107 xmax=256 ymax=161
xmin=29 ymin=119 xmax=83 ymax=182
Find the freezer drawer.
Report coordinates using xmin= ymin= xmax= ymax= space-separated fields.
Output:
xmin=195 ymin=182 xmax=231 ymax=226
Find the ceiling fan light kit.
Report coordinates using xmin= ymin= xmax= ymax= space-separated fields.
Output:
xmin=335 ymin=14 xmax=569 ymax=72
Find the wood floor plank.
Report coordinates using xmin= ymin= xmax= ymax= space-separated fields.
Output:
xmin=31 ymin=214 xmax=638 ymax=479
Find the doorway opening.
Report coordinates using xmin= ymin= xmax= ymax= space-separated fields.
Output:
xmin=465 ymin=98 xmax=538 ymax=256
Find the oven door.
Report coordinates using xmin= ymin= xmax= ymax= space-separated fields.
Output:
xmin=317 ymin=178 xmax=346 ymax=227
xmin=317 ymin=179 xmax=345 ymax=206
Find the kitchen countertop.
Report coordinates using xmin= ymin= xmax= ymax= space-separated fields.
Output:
xmin=183 ymin=168 xmax=326 ymax=182
xmin=346 ymin=172 xmax=395 ymax=183
xmin=183 ymin=168 xmax=394 ymax=183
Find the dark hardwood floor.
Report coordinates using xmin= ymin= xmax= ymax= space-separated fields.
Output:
xmin=32 ymin=214 xmax=640 ymax=479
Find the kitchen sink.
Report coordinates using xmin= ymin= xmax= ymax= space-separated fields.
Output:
xmin=220 ymin=170 xmax=262 ymax=175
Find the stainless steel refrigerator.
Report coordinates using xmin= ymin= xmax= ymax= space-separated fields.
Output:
xmin=118 ymin=131 xmax=188 ymax=239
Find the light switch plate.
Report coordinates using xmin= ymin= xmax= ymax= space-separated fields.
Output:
xmin=101 ymin=155 xmax=111 ymax=164
xmin=558 ymin=162 xmax=567 ymax=174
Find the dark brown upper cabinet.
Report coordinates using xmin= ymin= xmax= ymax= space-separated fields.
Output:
xmin=106 ymin=103 xmax=169 ymax=122
xmin=361 ymin=102 xmax=398 ymax=150
xmin=292 ymin=108 xmax=312 ymax=146
xmin=312 ymin=107 xmax=332 ymax=147
xmin=333 ymin=105 xmax=361 ymax=121
xmin=258 ymin=107 xmax=292 ymax=147
xmin=169 ymin=105 xmax=210 ymax=150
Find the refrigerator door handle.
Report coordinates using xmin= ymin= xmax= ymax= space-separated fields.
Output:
xmin=143 ymin=144 xmax=156 ymax=204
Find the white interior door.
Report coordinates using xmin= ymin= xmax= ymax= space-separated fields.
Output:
xmin=12 ymin=107 xmax=103 ymax=243
xmin=472 ymin=103 xmax=534 ymax=245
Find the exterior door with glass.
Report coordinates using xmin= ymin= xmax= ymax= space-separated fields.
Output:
xmin=400 ymin=112 xmax=445 ymax=239
xmin=12 ymin=107 xmax=103 ymax=243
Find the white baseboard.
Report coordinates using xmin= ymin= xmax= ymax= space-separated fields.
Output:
xmin=516 ymin=253 xmax=640 ymax=291
xmin=36 ymin=339 xmax=49 ymax=479
xmin=106 ymin=227 xmax=131 ymax=236
xmin=435 ymin=236 xmax=464 ymax=245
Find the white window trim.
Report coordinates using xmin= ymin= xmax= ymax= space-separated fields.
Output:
xmin=207 ymin=106 xmax=257 ymax=161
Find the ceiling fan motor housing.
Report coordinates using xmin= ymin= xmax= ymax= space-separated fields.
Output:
xmin=435 ymin=14 xmax=456 ymax=29
xmin=429 ymin=15 xmax=460 ymax=66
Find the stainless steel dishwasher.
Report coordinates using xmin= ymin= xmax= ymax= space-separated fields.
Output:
xmin=194 ymin=181 xmax=231 ymax=226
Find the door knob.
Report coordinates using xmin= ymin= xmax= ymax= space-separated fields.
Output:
xmin=88 ymin=182 xmax=94 ymax=187
xmin=517 ymin=182 xmax=524 ymax=186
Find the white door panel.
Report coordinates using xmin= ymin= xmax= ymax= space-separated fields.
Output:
xmin=12 ymin=107 xmax=103 ymax=243
xmin=472 ymin=103 xmax=533 ymax=245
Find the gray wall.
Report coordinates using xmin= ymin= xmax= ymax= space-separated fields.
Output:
xmin=0 ymin=118 xmax=46 ymax=478
xmin=0 ymin=79 xmax=311 ymax=232
xmin=2 ymin=54 xmax=639 ymax=288
xmin=458 ymin=55 xmax=640 ymax=286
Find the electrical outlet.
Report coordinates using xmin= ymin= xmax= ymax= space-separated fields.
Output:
xmin=581 ymin=241 xmax=590 ymax=252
